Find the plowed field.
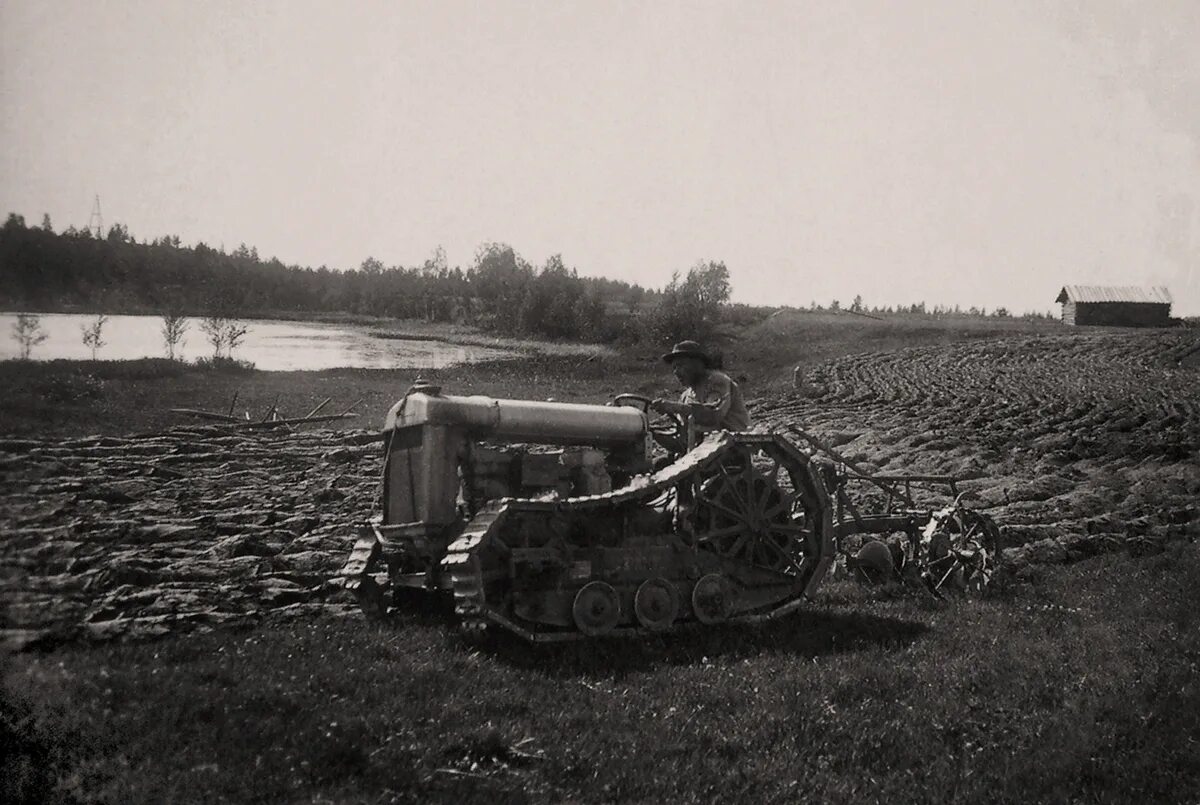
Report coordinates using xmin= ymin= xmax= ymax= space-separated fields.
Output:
xmin=2 ymin=330 xmax=1197 ymax=650
xmin=757 ymin=330 xmax=1198 ymax=564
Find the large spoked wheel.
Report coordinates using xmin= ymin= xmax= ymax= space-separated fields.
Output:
xmin=691 ymin=444 xmax=812 ymax=575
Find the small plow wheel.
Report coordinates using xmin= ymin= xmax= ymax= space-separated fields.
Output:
xmin=692 ymin=573 xmax=733 ymax=624
xmin=923 ymin=509 xmax=1003 ymax=596
xmin=572 ymin=581 xmax=621 ymax=636
xmin=634 ymin=577 xmax=679 ymax=631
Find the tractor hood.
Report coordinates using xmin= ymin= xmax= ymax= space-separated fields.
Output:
xmin=384 ymin=387 xmax=649 ymax=447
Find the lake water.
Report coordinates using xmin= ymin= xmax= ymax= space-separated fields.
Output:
xmin=0 ymin=313 xmax=516 ymax=371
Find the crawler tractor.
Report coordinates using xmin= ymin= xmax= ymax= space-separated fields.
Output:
xmin=338 ymin=383 xmax=999 ymax=641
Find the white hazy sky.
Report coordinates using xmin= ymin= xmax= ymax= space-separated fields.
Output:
xmin=2 ymin=0 xmax=1198 ymax=314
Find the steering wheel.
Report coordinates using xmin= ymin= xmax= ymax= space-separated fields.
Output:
xmin=613 ymin=393 xmax=687 ymax=451
xmin=612 ymin=393 xmax=653 ymax=413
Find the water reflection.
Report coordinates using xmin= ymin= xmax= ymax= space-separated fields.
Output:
xmin=0 ymin=313 xmax=515 ymax=371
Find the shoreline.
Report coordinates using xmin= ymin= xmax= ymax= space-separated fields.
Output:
xmin=0 ymin=351 xmax=660 ymax=438
xmin=1 ymin=308 xmax=617 ymax=358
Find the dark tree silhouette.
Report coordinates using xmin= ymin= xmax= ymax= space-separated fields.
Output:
xmin=0 ymin=216 xmax=659 ymax=341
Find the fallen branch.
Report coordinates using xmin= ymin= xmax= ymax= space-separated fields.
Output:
xmin=170 ymin=397 xmax=361 ymax=430
xmin=337 ymin=398 xmax=364 ymax=417
xmin=303 ymin=397 xmax=332 ymax=420
xmin=233 ymin=413 xmax=358 ymax=430
xmin=168 ymin=408 xmax=242 ymax=423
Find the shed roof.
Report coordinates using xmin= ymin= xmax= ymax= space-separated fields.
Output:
xmin=1055 ymin=285 xmax=1173 ymax=304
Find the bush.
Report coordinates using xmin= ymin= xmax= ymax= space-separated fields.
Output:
xmin=194 ymin=356 xmax=256 ymax=372
xmin=642 ymin=260 xmax=731 ymax=345
xmin=10 ymin=313 xmax=47 ymax=360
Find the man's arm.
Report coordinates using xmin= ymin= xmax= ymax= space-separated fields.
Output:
xmin=651 ymin=399 xmax=722 ymax=427
xmin=651 ymin=377 xmax=730 ymax=428
xmin=650 ymin=399 xmax=690 ymax=416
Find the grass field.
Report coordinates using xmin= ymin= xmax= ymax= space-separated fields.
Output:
xmin=5 ymin=546 xmax=1198 ymax=803
xmin=4 ymin=312 xmax=1197 ymax=804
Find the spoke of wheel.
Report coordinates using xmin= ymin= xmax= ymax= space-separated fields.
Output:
xmin=726 ymin=531 xmax=752 ymax=560
xmin=766 ymin=527 xmax=803 ymax=554
xmin=757 ymin=534 xmax=804 ymax=573
xmin=750 ymin=540 xmax=772 ymax=569
xmin=718 ymin=462 xmax=753 ymax=513
xmin=752 ymin=482 xmax=774 ymax=520
xmin=762 ymin=492 xmax=798 ymax=520
xmin=736 ymin=480 xmax=754 ymax=514
xmin=933 ymin=561 xmax=958 ymax=591
xmin=703 ymin=497 xmax=747 ymax=523
xmin=707 ymin=477 xmax=743 ymax=516
xmin=709 ymin=476 xmax=736 ymax=500
xmin=758 ymin=462 xmax=781 ymax=511
xmin=737 ymin=477 xmax=758 ymax=513
xmin=782 ymin=524 xmax=815 ymax=550
xmin=698 ymin=523 xmax=746 ymax=541
xmin=765 ymin=525 xmax=803 ymax=555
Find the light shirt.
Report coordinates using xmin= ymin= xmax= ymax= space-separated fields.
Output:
xmin=680 ymin=369 xmax=751 ymax=431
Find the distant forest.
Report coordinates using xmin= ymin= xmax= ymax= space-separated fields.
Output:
xmin=0 ymin=213 xmax=660 ymax=341
xmin=0 ymin=212 xmax=1051 ymax=344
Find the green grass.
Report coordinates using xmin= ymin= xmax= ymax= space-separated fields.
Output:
xmin=0 ymin=353 xmax=655 ymax=438
xmin=5 ymin=544 xmax=1198 ymax=804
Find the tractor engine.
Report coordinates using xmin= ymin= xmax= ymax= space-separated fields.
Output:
xmin=378 ymin=382 xmax=653 ymax=528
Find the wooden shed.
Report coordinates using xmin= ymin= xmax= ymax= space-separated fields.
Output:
xmin=1055 ymin=286 xmax=1173 ymax=327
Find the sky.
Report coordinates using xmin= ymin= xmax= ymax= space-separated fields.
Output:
xmin=2 ymin=0 xmax=1198 ymax=315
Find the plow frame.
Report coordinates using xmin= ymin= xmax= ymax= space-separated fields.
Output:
xmin=782 ymin=425 xmax=1000 ymax=595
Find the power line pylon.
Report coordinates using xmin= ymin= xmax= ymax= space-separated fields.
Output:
xmin=88 ymin=195 xmax=104 ymax=239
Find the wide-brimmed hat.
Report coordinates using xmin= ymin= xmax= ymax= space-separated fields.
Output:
xmin=661 ymin=340 xmax=712 ymax=366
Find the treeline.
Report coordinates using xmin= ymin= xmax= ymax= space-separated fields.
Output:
xmin=0 ymin=212 xmax=1052 ymax=347
xmin=0 ymin=214 xmax=658 ymax=341
xmin=800 ymin=295 xmax=1054 ymax=320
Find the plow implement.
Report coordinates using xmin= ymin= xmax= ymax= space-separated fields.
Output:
xmin=786 ymin=425 xmax=1002 ymax=594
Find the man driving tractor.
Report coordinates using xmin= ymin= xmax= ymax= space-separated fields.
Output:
xmin=651 ymin=340 xmax=751 ymax=432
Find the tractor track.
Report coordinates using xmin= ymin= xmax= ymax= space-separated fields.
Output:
xmin=443 ymin=433 xmax=736 ymax=639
